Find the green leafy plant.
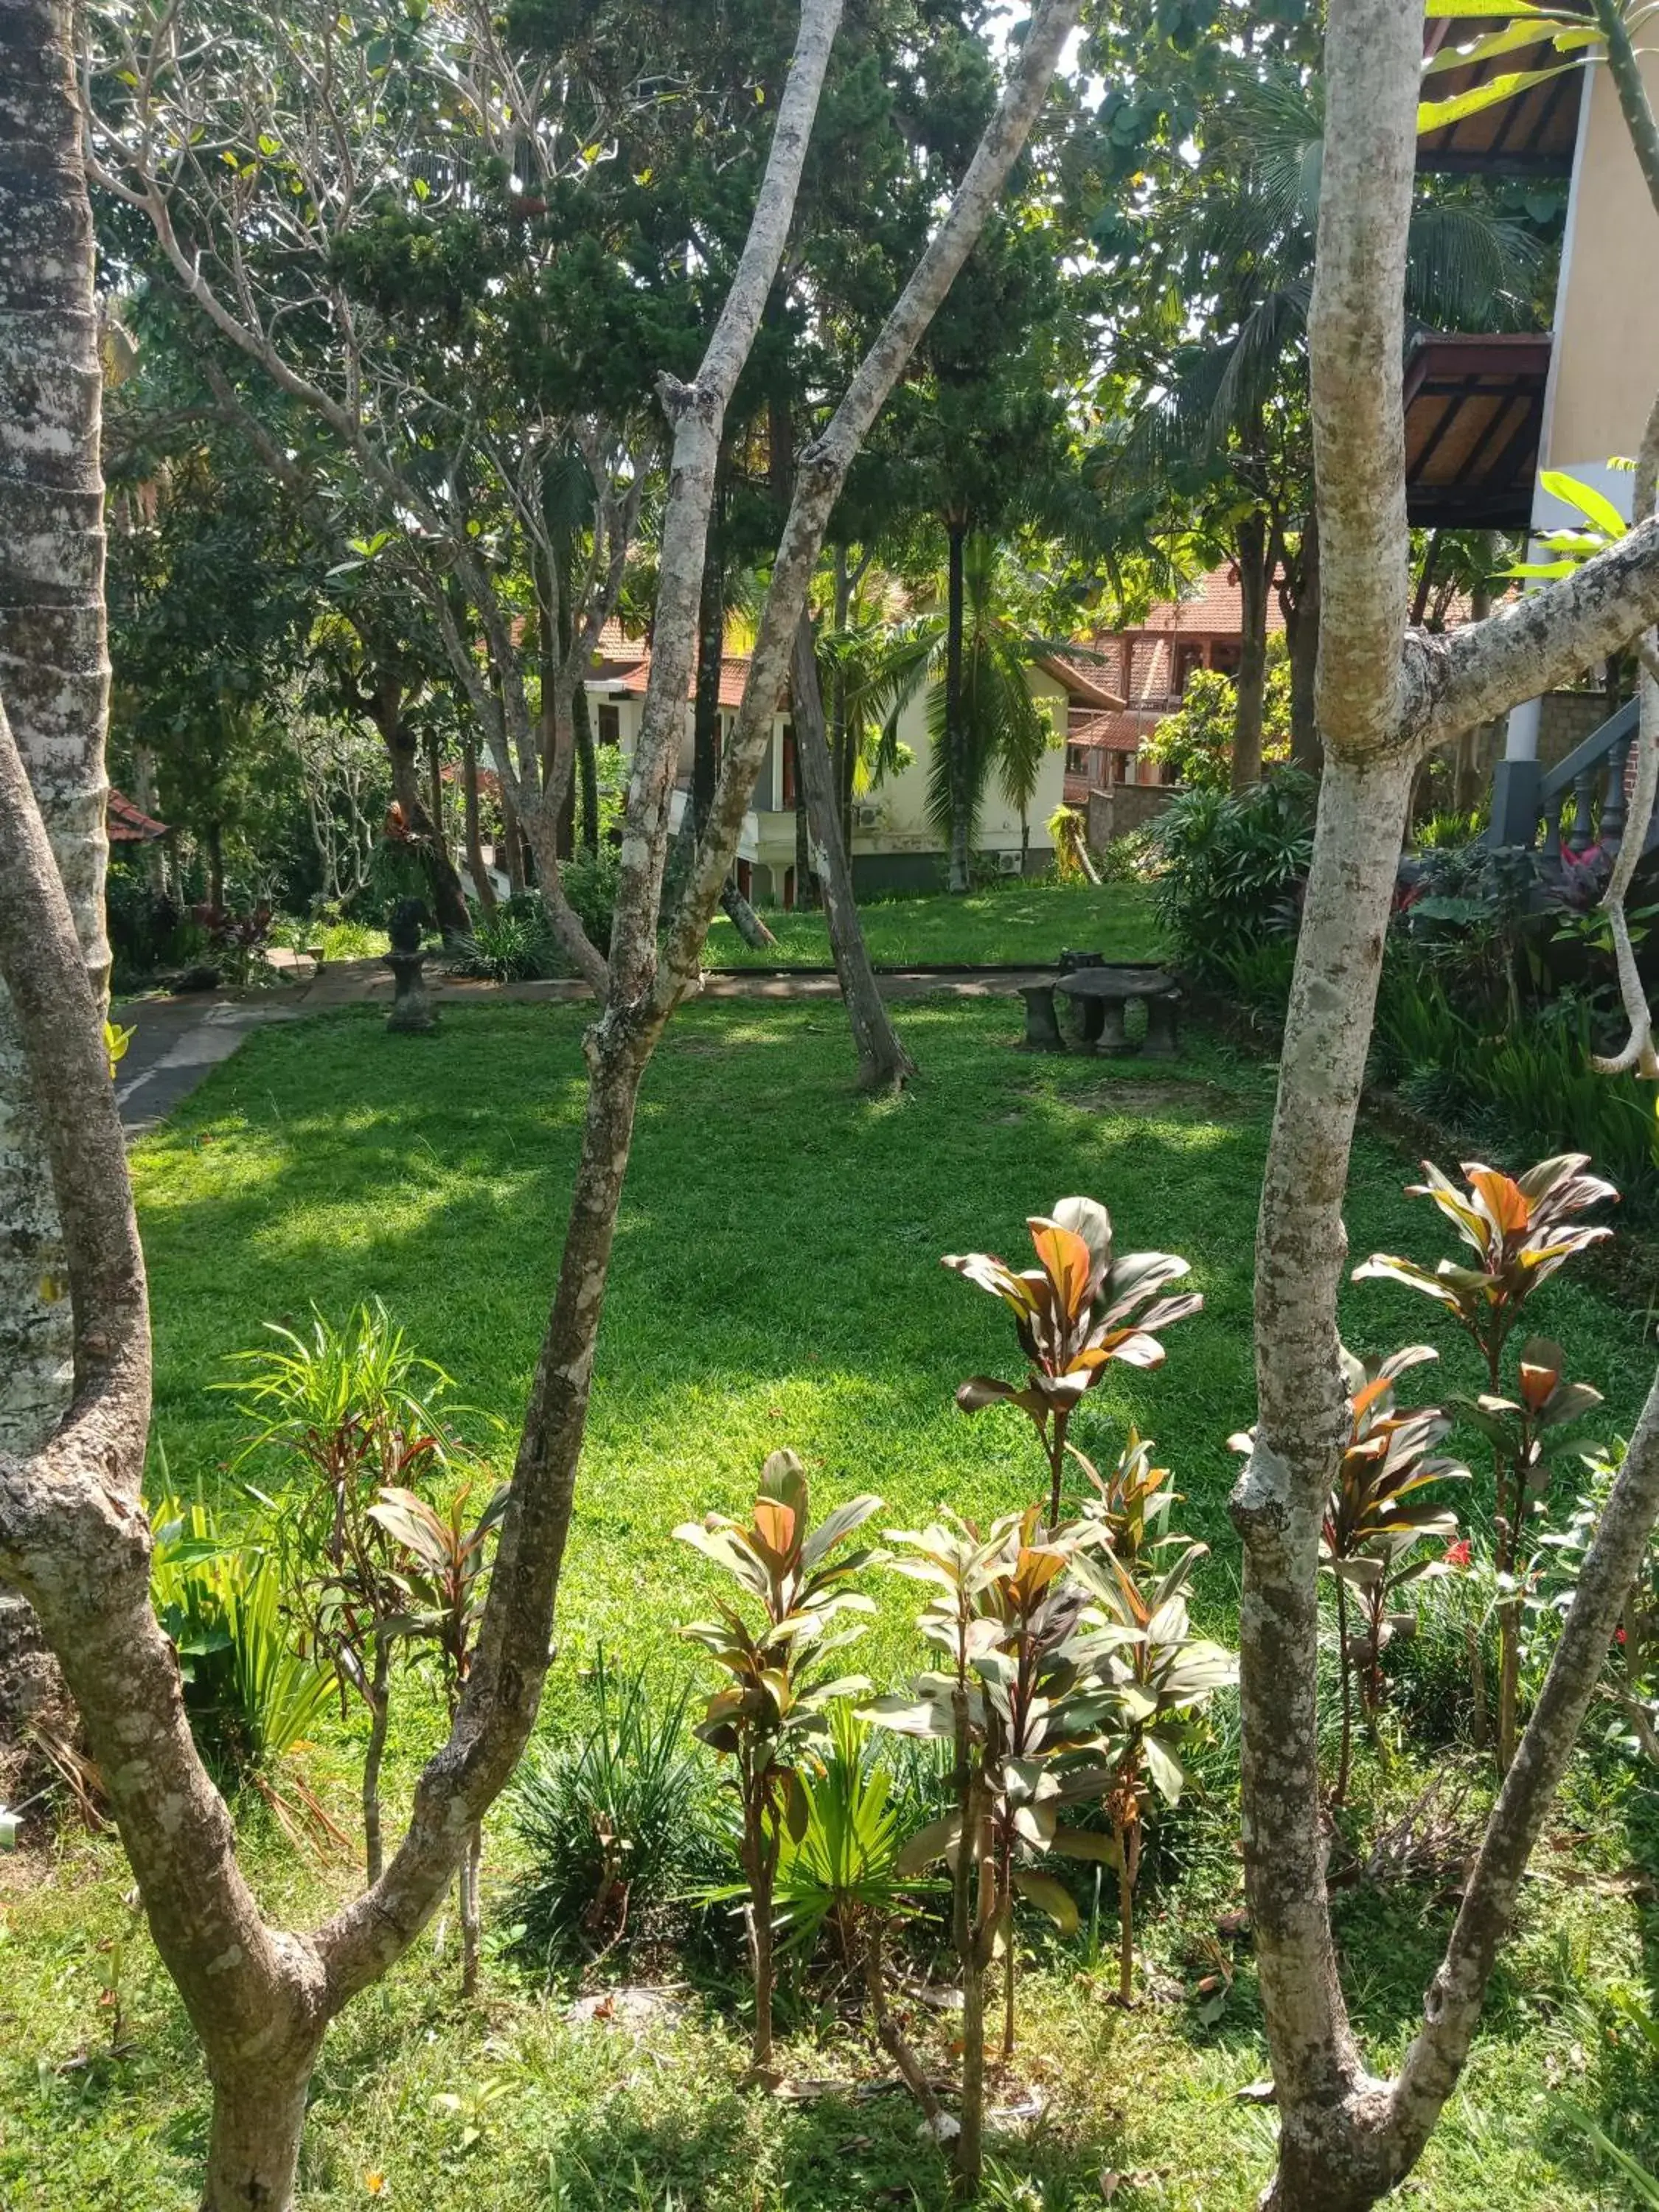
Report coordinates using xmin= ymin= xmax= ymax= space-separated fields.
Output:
xmin=369 ymin=1480 xmax=507 ymax=1992
xmin=872 ymin=1508 xmax=1133 ymax=2190
xmin=1069 ymin=1537 xmax=1236 ymax=2000
xmin=509 ymin=1655 xmax=712 ymax=1973
xmin=761 ymin=1704 xmax=945 ymax=2123
xmin=1307 ymin=1347 xmax=1467 ymax=1804
xmin=1141 ymin=655 xmax=1291 ymax=792
xmin=220 ymin=1299 xmax=458 ymax=1877
xmin=675 ymin=1450 xmax=883 ymax=2074
xmin=1534 ymin=1442 xmax=1658 ymax=1765
xmin=1146 ymin=768 xmax=1315 ymax=979
xmin=452 ymin=895 xmax=559 ymax=981
xmin=149 ymin=1495 xmax=338 ymax=1846
xmin=945 ymin=1194 xmax=1200 ymax=1527
xmin=1356 ymin=1155 xmax=1615 ymax=1771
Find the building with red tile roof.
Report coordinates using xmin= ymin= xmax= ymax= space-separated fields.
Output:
xmin=107 ymin=788 xmax=170 ymax=843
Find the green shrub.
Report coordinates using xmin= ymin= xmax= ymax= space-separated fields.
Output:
xmin=564 ymin=841 xmax=620 ymax=953
xmin=1414 ymin=805 xmax=1487 ymax=852
xmin=453 ymin=897 xmax=560 ymax=981
xmin=1096 ymin=830 xmax=1149 ymax=884
xmin=508 ymin=1654 xmax=716 ymax=1973
xmin=1147 ymin=770 xmax=1315 ymax=979
xmin=150 ymin=1493 xmax=333 ymax=1794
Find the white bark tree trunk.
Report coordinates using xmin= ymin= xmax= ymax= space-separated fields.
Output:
xmin=1240 ymin=5 xmax=1659 ymax=2205
xmin=788 ymin=615 xmax=915 ymax=1090
xmin=0 ymin=0 xmax=111 ymax=1454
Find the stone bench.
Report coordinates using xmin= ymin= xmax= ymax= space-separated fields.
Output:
xmin=1019 ymin=964 xmax=1180 ymax=1057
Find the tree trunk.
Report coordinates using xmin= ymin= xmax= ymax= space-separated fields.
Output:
xmin=945 ymin=520 xmax=970 ymax=892
xmin=459 ymin=1819 xmax=482 ymax=2000
xmin=206 ymin=822 xmax=226 ymax=911
xmin=1286 ymin=512 xmax=1322 ymax=776
xmin=1232 ymin=507 xmax=1272 ymax=790
xmin=426 ymin=729 xmax=444 ymax=846
xmin=692 ymin=474 xmax=726 ymax=838
xmin=720 ymin=879 xmax=778 ymax=949
xmin=536 ymin=554 xmax=575 ymax=863
xmin=789 ymin=620 xmax=915 ymax=1088
xmin=573 ymin=685 xmax=599 ymax=855
xmin=1118 ymin=1818 xmax=1140 ymax=2005
xmin=361 ymin=1640 xmax=391 ymax=1883
xmin=133 ymin=745 xmax=167 ymax=894
xmin=749 ymin=1826 xmax=776 ymax=2072
xmin=461 ymin=741 xmax=495 ymax=914
xmin=202 ymin=2051 xmax=320 ymax=2212
xmin=793 ymin=773 xmax=813 ymax=911
xmin=499 ymin=775 xmax=526 ymax=899
xmin=832 ymin=546 xmax=856 ymax=855
xmin=380 ymin=701 xmax=473 ymax=939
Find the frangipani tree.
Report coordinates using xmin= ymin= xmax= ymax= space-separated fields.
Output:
xmin=1229 ymin=4 xmax=1659 ymax=2203
xmin=0 ymin=4 xmax=1085 ymax=2201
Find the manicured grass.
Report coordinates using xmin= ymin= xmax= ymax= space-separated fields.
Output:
xmin=703 ymin=877 xmax=1165 ymax=967
xmin=3 ymin=994 xmax=1656 ymax=2212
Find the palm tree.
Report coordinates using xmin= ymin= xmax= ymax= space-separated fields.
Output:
xmin=1102 ymin=62 xmax=1541 ymax=785
xmin=862 ymin=534 xmax=1064 ymax=892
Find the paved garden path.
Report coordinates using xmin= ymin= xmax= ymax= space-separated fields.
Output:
xmin=114 ymin=957 xmax=1055 ymax=1135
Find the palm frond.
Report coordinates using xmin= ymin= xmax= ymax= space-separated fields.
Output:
xmin=1405 ymin=199 xmax=1542 ymax=330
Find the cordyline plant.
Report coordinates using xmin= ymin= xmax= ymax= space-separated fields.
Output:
xmin=1070 ymin=1540 xmax=1235 ymax=2003
xmin=945 ymin=1196 xmax=1200 ymax=1527
xmin=223 ymin=1303 xmax=456 ymax=1882
xmin=369 ymin=1481 xmax=507 ymax=1994
xmin=1074 ymin=1427 xmax=1180 ymax=1565
xmin=872 ymin=1508 xmax=1130 ymax=2196
xmin=675 ymin=1449 xmax=883 ymax=2076
xmin=1356 ymin=1155 xmax=1613 ymax=1771
xmin=1301 ymin=1347 xmax=1466 ymax=1805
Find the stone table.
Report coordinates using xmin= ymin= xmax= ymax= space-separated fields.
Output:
xmin=1019 ymin=964 xmax=1181 ymax=1056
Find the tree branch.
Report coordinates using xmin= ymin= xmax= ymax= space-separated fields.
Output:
xmin=655 ymin=0 xmax=1083 ymax=1006
xmin=1419 ymin=516 xmax=1659 ymax=744
xmin=608 ymin=0 xmax=844 ymax=1004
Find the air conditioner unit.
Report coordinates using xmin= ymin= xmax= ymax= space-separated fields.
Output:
xmin=995 ymin=849 xmax=1023 ymax=875
xmin=854 ymin=804 xmax=881 ymax=830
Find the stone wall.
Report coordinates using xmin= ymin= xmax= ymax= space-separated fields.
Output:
xmin=1538 ymin=688 xmax=1621 ymax=771
xmin=1086 ymin=781 xmax=1180 ymax=852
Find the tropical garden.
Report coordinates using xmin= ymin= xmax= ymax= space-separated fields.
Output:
xmin=10 ymin=4 xmax=1659 ymax=2212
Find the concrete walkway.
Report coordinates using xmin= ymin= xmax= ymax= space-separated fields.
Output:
xmin=115 ymin=957 xmax=1051 ymax=1135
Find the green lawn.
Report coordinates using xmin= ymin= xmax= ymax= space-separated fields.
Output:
xmin=703 ymin=877 xmax=1165 ymax=967
xmin=3 ymin=994 xmax=1655 ymax=2212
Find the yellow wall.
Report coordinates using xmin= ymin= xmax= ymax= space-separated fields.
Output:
xmin=1545 ymin=54 xmax=1659 ymax=494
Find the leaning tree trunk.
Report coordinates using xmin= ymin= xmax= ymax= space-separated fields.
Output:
xmin=945 ymin=520 xmax=970 ymax=892
xmin=1232 ymin=507 xmax=1272 ymax=791
xmin=460 ymin=741 xmax=496 ymax=914
xmin=789 ymin=617 xmax=916 ymax=1089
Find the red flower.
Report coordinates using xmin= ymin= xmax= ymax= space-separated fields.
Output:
xmin=1444 ymin=1539 xmax=1472 ymax=1569
xmin=1616 ymin=1627 xmax=1628 ymax=1645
